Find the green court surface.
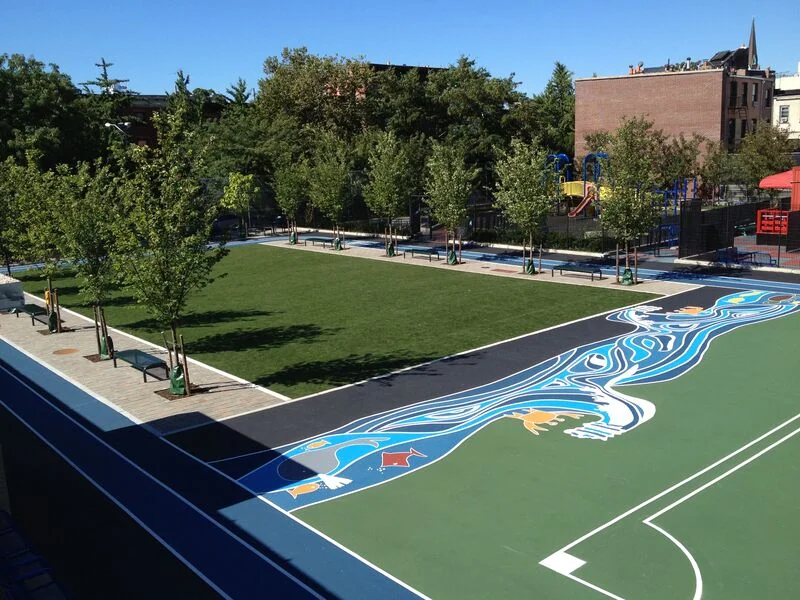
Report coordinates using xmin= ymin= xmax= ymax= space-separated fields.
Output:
xmin=19 ymin=244 xmax=654 ymax=397
xmin=298 ymin=309 xmax=800 ymax=599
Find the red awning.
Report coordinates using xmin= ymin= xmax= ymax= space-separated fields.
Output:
xmin=758 ymin=169 xmax=796 ymax=189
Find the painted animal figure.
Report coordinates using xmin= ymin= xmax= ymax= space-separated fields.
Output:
xmin=506 ymin=409 xmax=583 ymax=435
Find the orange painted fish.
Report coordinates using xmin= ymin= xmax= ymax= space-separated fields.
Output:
xmin=306 ymin=440 xmax=329 ymax=450
xmin=287 ymin=482 xmax=320 ymax=499
xmin=506 ymin=409 xmax=582 ymax=435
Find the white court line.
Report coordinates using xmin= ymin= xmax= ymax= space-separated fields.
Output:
xmin=643 ymin=522 xmax=702 ymax=600
xmin=645 ymin=424 xmax=800 ymax=523
xmin=640 ymin=425 xmax=800 ymax=600
xmin=541 ymin=412 xmax=800 ymax=597
xmin=0 ymin=340 xmax=325 ymax=600
xmin=169 ymin=285 xmax=700 ymax=436
xmin=565 ymin=571 xmax=625 ymax=600
xmin=159 ymin=436 xmax=432 ymax=599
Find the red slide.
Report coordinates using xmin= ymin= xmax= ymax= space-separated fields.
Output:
xmin=568 ymin=189 xmax=595 ymax=217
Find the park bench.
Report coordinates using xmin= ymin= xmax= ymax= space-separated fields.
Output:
xmin=303 ymin=236 xmax=345 ymax=249
xmin=551 ymin=263 xmax=603 ymax=281
xmin=403 ymin=247 xmax=440 ymax=262
xmin=112 ymin=348 xmax=169 ymax=382
xmin=10 ymin=304 xmax=48 ymax=326
xmin=741 ymin=251 xmax=777 ymax=267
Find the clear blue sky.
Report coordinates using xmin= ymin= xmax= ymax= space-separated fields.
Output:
xmin=3 ymin=1 xmax=798 ymax=97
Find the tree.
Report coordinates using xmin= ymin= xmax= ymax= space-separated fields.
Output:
xmin=308 ymin=130 xmax=353 ymax=241
xmin=225 ymin=78 xmax=251 ymax=107
xmin=0 ymin=54 xmax=95 ymax=168
xmin=698 ymin=141 xmax=735 ymax=201
xmin=494 ymin=138 xmax=555 ymax=273
xmin=114 ymin=76 xmax=227 ymax=371
xmin=15 ymin=154 xmax=65 ymax=291
xmin=221 ymin=172 xmax=260 ymax=236
xmin=736 ymin=123 xmax=793 ymax=197
xmin=656 ymin=133 xmax=703 ymax=188
xmin=56 ymin=160 xmax=119 ymax=352
xmin=533 ymin=62 xmax=575 ymax=155
xmin=272 ymin=159 xmax=308 ymax=235
xmin=0 ymin=158 xmax=29 ymax=275
xmin=363 ymin=131 xmax=414 ymax=254
xmin=424 ymin=141 xmax=477 ymax=263
xmin=599 ymin=117 xmax=663 ymax=283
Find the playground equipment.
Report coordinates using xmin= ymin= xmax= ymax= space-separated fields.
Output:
xmin=561 ymin=152 xmax=608 ymax=218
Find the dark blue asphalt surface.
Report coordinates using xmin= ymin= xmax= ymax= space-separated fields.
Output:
xmin=0 ymin=340 xmax=425 ymax=600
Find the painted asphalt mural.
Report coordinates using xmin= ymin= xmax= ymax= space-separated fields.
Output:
xmin=238 ymin=291 xmax=800 ymax=511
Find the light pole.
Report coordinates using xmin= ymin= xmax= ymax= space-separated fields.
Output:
xmin=104 ymin=121 xmax=131 ymax=143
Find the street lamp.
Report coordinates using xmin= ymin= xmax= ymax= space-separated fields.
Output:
xmin=104 ymin=121 xmax=131 ymax=142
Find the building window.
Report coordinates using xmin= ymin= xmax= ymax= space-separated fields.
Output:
xmin=752 ymin=83 xmax=758 ymax=105
xmin=766 ymin=87 xmax=772 ymax=105
xmin=727 ymin=119 xmax=736 ymax=144
xmin=729 ymin=81 xmax=738 ymax=108
xmin=740 ymin=119 xmax=747 ymax=137
xmin=779 ymin=105 xmax=790 ymax=124
xmin=752 ymin=119 xmax=757 ymax=133
xmin=740 ymin=82 xmax=748 ymax=107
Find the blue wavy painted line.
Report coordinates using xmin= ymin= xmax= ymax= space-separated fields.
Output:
xmin=238 ymin=291 xmax=800 ymax=511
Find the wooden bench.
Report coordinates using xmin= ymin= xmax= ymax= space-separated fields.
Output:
xmin=403 ymin=247 xmax=440 ymax=262
xmin=112 ymin=348 xmax=169 ymax=382
xmin=10 ymin=304 xmax=48 ymax=326
xmin=551 ymin=264 xmax=603 ymax=281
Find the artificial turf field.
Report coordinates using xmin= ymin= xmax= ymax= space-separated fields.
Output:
xmin=19 ymin=244 xmax=653 ymax=397
xmin=290 ymin=294 xmax=800 ymax=600
xmin=15 ymin=244 xmax=800 ymax=599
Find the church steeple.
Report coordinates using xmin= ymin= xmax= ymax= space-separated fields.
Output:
xmin=748 ymin=19 xmax=758 ymax=69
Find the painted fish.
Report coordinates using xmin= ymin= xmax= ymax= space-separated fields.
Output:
xmin=381 ymin=448 xmax=426 ymax=468
xmin=506 ymin=409 xmax=582 ymax=435
xmin=287 ymin=482 xmax=320 ymax=499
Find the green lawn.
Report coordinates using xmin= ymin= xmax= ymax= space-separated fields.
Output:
xmin=19 ymin=244 xmax=655 ymax=397
xmin=298 ymin=310 xmax=800 ymax=599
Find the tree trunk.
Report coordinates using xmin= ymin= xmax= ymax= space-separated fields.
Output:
xmin=161 ymin=331 xmax=174 ymax=371
xmin=170 ymin=324 xmax=180 ymax=370
xmin=634 ymin=246 xmax=639 ymax=284
xmin=615 ymin=244 xmax=620 ymax=283
xmin=46 ymin=276 xmax=53 ymax=315
xmin=538 ymin=242 xmax=543 ymax=275
xmin=458 ymin=234 xmax=463 ymax=264
xmin=625 ymin=242 xmax=630 ymax=269
xmin=179 ymin=334 xmax=192 ymax=396
xmin=93 ymin=305 xmax=102 ymax=355
xmin=521 ymin=237 xmax=527 ymax=273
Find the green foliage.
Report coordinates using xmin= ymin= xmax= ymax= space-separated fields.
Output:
xmin=736 ymin=123 xmax=793 ymax=193
xmin=308 ymin=130 xmax=353 ymax=231
xmin=257 ymin=48 xmax=373 ymax=139
xmin=494 ymin=138 xmax=554 ymax=235
xmin=56 ymin=160 xmax=118 ymax=305
xmin=599 ymin=117 xmax=662 ymax=259
xmin=0 ymin=158 xmax=30 ymax=273
xmin=225 ymin=78 xmax=251 ymax=106
xmin=424 ymin=141 xmax=477 ymax=235
xmin=535 ymin=62 xmax=575 ymax=154
xmin=0 ymin=54 xmax=96 ymax=168
xmin=657 ymin=133 xmax=703 ymax=186
xmin=113 ymin=81 xmax=227 ymax=332
xmin=272 ymin=159 xmax=309 ymax=229
xmin=221 ymin=172 xmax=260 ymax=233
xmin=363 ymin=131 xmax=414 ymax=225
xmin=699 ymin=141 xmax=735 ymax=197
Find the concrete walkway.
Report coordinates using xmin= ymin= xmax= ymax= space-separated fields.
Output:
xmin=1 ymin=241 xmax=693 ymax=438
xmin=0 ymin=296 xmax=288 ymax=435
xmin=265 ymin=237 xmax=695 ymax=297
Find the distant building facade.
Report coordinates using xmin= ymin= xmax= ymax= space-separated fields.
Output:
xmin=773 ymin=62 xmax=800 ymax=148
xmin=574 ymin=22 xmax=774 ymax=159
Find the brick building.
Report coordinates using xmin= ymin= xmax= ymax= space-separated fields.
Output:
xmin=574 ymin=22 xmax=774 ymax=159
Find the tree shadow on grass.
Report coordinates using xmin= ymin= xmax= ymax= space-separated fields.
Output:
xmin=125 ymin=309 xmax=275 ymax=331
xmin=186 ymin=323 xmax=334 ymax=354
xmin=254 ymin=351 xmax=443 ymax=390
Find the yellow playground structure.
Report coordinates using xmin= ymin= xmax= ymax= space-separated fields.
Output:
xmin=561 ymin=181 xmax=610 ymax=217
